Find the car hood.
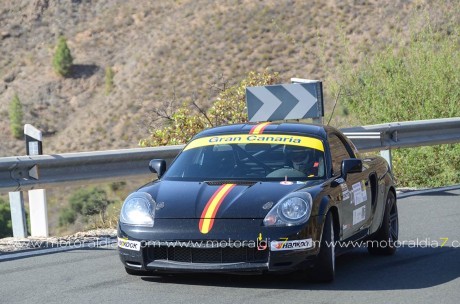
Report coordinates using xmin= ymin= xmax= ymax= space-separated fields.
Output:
xmin=139 ymin=180 xmax=322 ymax=219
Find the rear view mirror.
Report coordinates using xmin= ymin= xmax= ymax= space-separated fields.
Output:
xmin=149 ymin=159 xmax=166 ymax=179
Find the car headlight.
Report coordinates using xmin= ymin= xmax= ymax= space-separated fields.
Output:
xmin=263 ymin=192 xmax=312 ymax=227
xmin=120 ymin=192 xmax=155 ymax=227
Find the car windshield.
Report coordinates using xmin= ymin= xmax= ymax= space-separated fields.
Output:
xmin=163 ymin=133 xmax=326 ymax=182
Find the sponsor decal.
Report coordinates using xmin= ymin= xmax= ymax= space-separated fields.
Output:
xmin=257 ymin=234 xmax=268 ymax=250
xmin=340 ymin=183 xmax=350 ymax=200
xmin=352 ymin=181 xmax=367 ymax=205
xmin=270 ymin=238 xmax=313 ymax=251
xmin=118 ymin=237 xmax=141 ymax=251
xmin=280 ymin=175 xmax=293 ymax=185
xmin=334 ymin=177 xmax=345 ymax=184
xmin=249 ymin=122 xmax=271 ymax=134
xmin=183 ymin=134 xmax=324 ymax=152
xmin=257 ymin=239 xmax=268 ymax=251
xmin=199 ymin=184 xmax=236 ymax=234
xmin=280 ymin=181 xmax=294 ymax=185
xmin=353 ymin=206 xmax=366 ymax=225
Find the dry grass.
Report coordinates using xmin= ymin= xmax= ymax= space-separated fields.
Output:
xmin=0 ymin=0 xmax=457 ymax=156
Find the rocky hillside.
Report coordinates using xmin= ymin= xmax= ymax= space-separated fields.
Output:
xmin=0 ymin=0 xmax=456 ymax=156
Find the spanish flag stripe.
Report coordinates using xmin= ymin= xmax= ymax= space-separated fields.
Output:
xmin=249 ymin=124 xmax=259 ymax=134
xmin=198 ymin=184 xmax=224 ymax=231
xmin=199 ymin=184 xmax=236 ymax=234
xmin=203 ymin=184 xmax=235 ymax=233
xmin=256 ymin=122 xmax=271 ymax=134
xmin=249 ymin=122 xmax=271 ymax=135
xmin=208 ymin=184 xmax=235 ymax=219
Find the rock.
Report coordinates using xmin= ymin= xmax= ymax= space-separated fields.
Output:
xmin=4 ymin=72 xmax=15 ymax=83
xmin=1 ymin=31 xmax=11 ymax=40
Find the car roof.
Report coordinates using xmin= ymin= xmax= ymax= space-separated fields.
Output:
xmin=193 ymin=122 xmax=338 ymax=140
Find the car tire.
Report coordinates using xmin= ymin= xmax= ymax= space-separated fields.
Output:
xmin=310 ymin=212 xmax=335 ymax=282
xmin=367 ymin=191 xmax=398 ymax=255
xmin=125 ymin=267 xmax=152 ymax=276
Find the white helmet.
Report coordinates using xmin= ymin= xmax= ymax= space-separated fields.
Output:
xmin=284 ymin=145 xmax=313 ymax=171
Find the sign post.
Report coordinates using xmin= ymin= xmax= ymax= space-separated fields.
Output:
xmin=24 ymin=124 xmax=49 ymax=237
xmin=8 ymin=191 xmax=27 ymax=238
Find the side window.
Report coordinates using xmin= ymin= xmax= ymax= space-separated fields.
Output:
xmin=329 ymin=134 xmax=352 ymax=176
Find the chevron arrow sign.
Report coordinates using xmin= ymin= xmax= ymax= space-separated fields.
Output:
xmin=246 ymin=81 xmax=323 ymax=122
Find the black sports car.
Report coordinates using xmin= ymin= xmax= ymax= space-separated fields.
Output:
xmin=118 ymin=122 xmax=398 ymax=282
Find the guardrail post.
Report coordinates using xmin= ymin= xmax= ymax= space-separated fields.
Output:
xmin=28 ymin=189 xmax=49 ymax=237
xmin=24 ymin=124 xmax=49 ymax=237
xmin=380 ymin=149 xmax=392 ymax=170
xmin=8 ymin=191 xmax=28 ymax=238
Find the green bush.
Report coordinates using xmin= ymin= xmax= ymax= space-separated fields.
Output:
xmin=53 ymin=36 xmax=73 ymax=77
xmin=60 ymin=187 xmax=114 ymax=226
xmin=9 ymin=94 xmax=24 ymax=139
xmin=0 ymin=198 xmax=12 ymax=238
xmin=331 ymin=17 xmax=460 ymax=187
xmin=140 ymin=70 xmax=279 ymax=147
xmin=58 ymin=209 xmax=77 ymax=227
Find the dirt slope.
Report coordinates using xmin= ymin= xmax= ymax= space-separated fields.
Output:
xmin=0 ymin=0 xmax=456 ymax=156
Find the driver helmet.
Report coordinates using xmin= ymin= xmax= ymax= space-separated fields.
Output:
xmin=284 ymin=145 xmax=313 ymax=171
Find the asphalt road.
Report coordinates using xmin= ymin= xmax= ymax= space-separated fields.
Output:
xmin=1 ymin=188 xmax=459 ymax=304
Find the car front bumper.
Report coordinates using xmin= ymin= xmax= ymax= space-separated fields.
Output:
xmin=118 ymin=217 xmax=323 ymax=274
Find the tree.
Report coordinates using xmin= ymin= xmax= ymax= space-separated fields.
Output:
xmin=140 ymin=70 xmax=280 ymax=147
xmin=53 ymin=36 xmax=73 ymax=77
xmin=9 ymin=94 xmax=24 ymax=139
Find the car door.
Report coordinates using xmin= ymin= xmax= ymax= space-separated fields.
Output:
xmin=328 ymin=133 xmax=371 ymax=239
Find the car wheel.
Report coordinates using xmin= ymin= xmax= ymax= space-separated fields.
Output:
xmin=310 ymin=212 xmax=335 ymax=282
xmin=367 ymin=191 xmax=398 ymax=255
xmin=125 ymin=267 xmax=152 ymax=276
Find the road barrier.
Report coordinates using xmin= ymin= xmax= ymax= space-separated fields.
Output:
xmin=1 ymin=117 xmax=459 ymax=192
xmin=0 ymin=117 xmax=459 ymax=236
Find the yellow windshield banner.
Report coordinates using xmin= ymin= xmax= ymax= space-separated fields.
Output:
xmin=184 ymin=134 xmax=324 ymax=152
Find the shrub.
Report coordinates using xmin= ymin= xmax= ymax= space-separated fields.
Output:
xmin=0 ymin=198 xmax=12 ymax=238
xmin=58 ymin=209 xmax=77 ymax=227
xmin=63 ymin=187 xmax=114 ymax=225
xmin=331 ymin=16 xmax=460 ymax=187
xmin=9 ymin=94 xmax=24 ymax=139
xmin=53 ymin=36 xmax=73 ymax=77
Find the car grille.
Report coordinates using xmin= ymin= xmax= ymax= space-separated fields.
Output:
xmin=147 ymin=246 xmax=268 ymax=264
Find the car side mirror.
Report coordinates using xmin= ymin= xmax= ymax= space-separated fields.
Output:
xmin=341 ymin=159 xmax=362 ymax=180
xmin=149 ymin=159 xmax=166 ymax=179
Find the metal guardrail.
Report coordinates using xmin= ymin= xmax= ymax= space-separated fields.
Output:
xmin=341 ymin=117 xmax=460 ymax=152
xmin=0 ymin=146 xmax=183 ymax=192
xmin=0 ymin=117 xmax=459 ymax=193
